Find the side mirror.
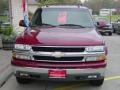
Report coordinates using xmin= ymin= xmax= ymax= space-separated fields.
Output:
xmin=94 ymin=22 xmax=100 ymax=28
xmin=19 ymin=20 xmax=27 ymax=27
xmin=97 ymin=22 xmax=100 ymax=26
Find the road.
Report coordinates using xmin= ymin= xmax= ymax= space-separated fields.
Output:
xmin=1 ymin=34 xmax=120 ymax=90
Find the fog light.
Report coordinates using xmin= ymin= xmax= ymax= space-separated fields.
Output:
xmin=88 ymin=75 xmax=97 ymax=79
xmin=20 ymin=73 xmax=29 ymax=77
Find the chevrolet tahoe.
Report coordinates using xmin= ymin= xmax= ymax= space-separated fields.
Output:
xmin=11 ymin=5 xmax=107 ymax=86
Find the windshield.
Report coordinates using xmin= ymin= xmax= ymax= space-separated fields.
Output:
xmin=31 ymin=8 xmax=94 ymax=28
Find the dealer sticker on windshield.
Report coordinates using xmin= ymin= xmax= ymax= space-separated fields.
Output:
xmin=58 ymin=11 xmax=67 ymax=24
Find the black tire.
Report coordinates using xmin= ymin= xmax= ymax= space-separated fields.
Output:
xmin=16 ymin=77 xmax=31 ymax=84
xmin=113 ymin=29 xmax=116 ymax=33
xmin=100 ymin=32 xmax=103 ymax=35
xmin=89 ymin=78 xmax=104 ymax=86
xmin=112 ymin=27 xmax=116 ymax=33
xmin=108 ymin=32 xmax=112 ymax=36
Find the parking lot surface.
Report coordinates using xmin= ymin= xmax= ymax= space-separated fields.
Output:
xmin=1 ymin=34 xmax=120 ymax=90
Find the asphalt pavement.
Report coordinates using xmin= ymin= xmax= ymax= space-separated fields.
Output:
xmin=0 ymin=34 xmax=120 ymax=90
xmin=0 ymin=50 xmax=12 ymax=87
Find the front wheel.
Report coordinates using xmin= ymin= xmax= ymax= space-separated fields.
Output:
xmin=108 ymin=32 xmax=112 ymax=36
xmin=16 ymin=77 xmax=31 ymax=84
xmin=89 ymin=78 xmax=104 ymax=86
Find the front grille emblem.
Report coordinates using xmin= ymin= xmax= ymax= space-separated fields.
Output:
xmin=52 ymin=52 xmax=64 ymax=58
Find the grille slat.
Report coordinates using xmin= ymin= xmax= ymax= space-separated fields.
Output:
xmin=33 ymin=56 xmax=84 ymax=61
xmin=32 ymin=46 xmax=85 ymax=52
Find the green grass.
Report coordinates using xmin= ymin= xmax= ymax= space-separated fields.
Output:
xmin=0 ymin=16 xmax=7 ymax=22
xmin=93 ymin=15 xmax=120 ymax=22
xmin=106 ymin=15 xmax=120 ymax=22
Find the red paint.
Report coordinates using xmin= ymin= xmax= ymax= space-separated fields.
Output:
xmin=11 ymin=59 xmax=106 ymax=69
xmin=22 ymin=0 xmax=26 ymax=12
xmin=16 ymin=27 xmax=104 ymax=46
xmin=98 ymin=21 xmax=108 ymax=27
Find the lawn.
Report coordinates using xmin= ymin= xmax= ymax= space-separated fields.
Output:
xmin=0 ymin=15 xmax=7 ymax=22
xmin=93 ymin=15 xmax=120 ymax=22
xmin=106 ymin=15 xmax=120 ymax=22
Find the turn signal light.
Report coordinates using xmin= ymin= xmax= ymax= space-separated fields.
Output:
xmin=97 ymin=54 xmax=107 ymax=61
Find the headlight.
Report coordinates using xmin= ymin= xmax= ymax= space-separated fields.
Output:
xmin=14 ymin=44 xmax=31 ymax=50
xmin=12 ymin=52 xmax=31 ymax=60
xmin=86 ymin=46 xmax=104 ymax=52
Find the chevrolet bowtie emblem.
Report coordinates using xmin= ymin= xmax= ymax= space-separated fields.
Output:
xmin=52 ymin=52 xmax=64 ymax=58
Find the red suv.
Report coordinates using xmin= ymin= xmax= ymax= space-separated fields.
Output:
xmin=11 ymin=5 xmax=107 ymax=86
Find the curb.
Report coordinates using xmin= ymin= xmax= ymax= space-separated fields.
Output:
xmin=0 ymin=65 xmax=13 ymax=87
xmin=0 ymin=36 xmax=2 ymax=49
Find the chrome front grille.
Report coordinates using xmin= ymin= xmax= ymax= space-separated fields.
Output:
xmin=31 ymin=46 xmax=85 ymax=62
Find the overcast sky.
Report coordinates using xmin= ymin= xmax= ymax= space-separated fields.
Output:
xmin=81 ymin=0 xmax=86 ymax=3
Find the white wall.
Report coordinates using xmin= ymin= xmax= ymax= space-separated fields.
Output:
xmin=100 ymin=9 xmax=115 ymax=16
xmin=10 ymin=0 xmax=39 ymax=34
xmin=11 ymin=0 xmax=24 ymax=34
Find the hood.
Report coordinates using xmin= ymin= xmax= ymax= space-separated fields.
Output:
xmin=16 ymin=27 xmax=104 ymax=46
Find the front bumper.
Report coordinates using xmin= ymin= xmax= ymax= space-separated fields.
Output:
xmin=98 ymin=29 xmax=112 ymax=33
xmin=12 ymin=66 xmax=106 ymax=81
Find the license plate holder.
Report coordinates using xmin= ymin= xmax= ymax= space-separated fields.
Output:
xmin=48 ymin=69 xmax=66 ymax=78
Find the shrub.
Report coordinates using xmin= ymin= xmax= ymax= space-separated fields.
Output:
xmin=1 ymin=25 xmax=13 ymax=36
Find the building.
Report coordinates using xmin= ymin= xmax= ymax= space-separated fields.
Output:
xmin=89 ymin=9 xmax=93 ymax=15
xmin=100 ymin=9 xmax=116 ymax=16
xmin=9 ymin=0 xmax=39 ymax=34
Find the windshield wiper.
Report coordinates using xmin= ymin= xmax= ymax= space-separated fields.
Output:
xmin=30 ymin=23 xmax=55 ymax=27
xmin=59 ymin=24 xmax=85 ymax=28
xmin=41 ymin=23 xmax=56 ymax=27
